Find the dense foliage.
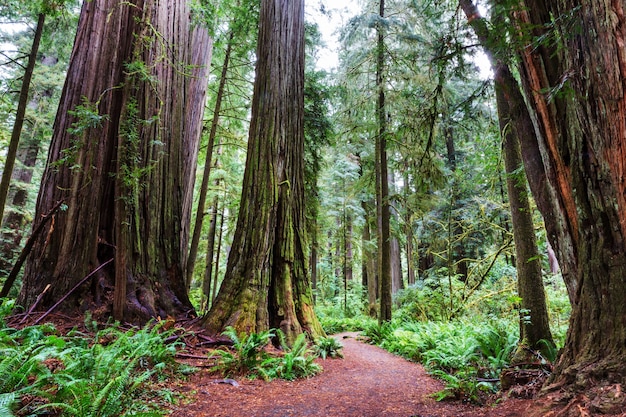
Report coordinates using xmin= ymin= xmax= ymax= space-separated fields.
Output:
xmin=0 ymin=302 xmax=191 ymax=416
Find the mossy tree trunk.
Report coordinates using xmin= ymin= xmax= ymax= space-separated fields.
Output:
xmin=202 ymin=0 xmax=324 ymax=344
xmin=17 ymin=0 xmax=212 ymax=322
xmin=496 ymin=78 xmax=554 ymax=354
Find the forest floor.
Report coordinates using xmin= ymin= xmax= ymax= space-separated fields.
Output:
xmin=170 ymin=332 xmax=541 ymax=417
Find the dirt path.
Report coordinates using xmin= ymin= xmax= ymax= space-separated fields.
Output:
xmin=172 ymin=332 xmax=532 ymax=417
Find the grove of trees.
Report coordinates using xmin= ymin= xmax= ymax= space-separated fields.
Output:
xmin=1 ymin=0 xmax=626 ymax=412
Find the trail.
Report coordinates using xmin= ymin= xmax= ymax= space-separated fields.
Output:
xmin=173 ymin=332 xmax=529 ymax=417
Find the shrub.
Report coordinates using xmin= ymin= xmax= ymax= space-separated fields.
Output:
xmin=312 ymin=336 xmax=343 ymax=359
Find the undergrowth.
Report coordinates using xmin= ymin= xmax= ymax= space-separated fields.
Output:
xmin=0 ymin=303 xmax=190 ymax=416
xmin=313 ymin=271 xmax=570 ymax=405
xmin=361 ymin=318 xmax=518 ymax=403
xmin=212 ymin=326 xmax=332 ymax=381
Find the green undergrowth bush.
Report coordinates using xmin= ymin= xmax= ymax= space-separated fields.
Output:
xmin=212 ymin=326 xmax=324 ymax=381
xmin=362 ymin=318 xmax=518 ymax=404
xmin=312 ymin=336 xmax=343 ymax=359
xmin=314 ymin=302 xmax=376 ymax=334
xmin=0 ymin=304 xmax=190 ymax=417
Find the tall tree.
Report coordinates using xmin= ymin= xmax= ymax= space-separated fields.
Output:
xmin=16 ymin=0 xmax=212 ymax=322
xmin=507 ymin=0 xmax=626 ymax=406
xmin=376 ymin=0 xmax=392 ymax=323
xmin=460 ymin=0 xmax=554 ymax=357
xmin=0 ymin=12 xmax=45 ymax=228
xmin=203 ymin=0 xmax=324 ymax=344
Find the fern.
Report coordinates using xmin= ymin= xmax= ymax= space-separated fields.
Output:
xmin=0 ymin=392 xmax=17 ymax=417
xmin=313 ymin=336 xmax=343 ymax=359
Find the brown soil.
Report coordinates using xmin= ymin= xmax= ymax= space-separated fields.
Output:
xmin=171 ymin=332 xmax=538 ymax=417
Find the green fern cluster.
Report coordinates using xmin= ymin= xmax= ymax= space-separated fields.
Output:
xmin=362 ymin=318 xmax=519 ymax=404
xmin=312 ymin=336 xmax=343 ymax=360
xmin=0 ymin=314 xmax=187 ymax=417
xmin=212 ymin=327 xmax=322 ymax=381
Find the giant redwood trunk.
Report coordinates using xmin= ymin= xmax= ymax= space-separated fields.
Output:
xmin=509 ymin=0 xmax=626 ymax=405
xmin=203 ymin=0 xmax=324 ymax=344
xmin=17 ymin=0 xmax=212 ymax=322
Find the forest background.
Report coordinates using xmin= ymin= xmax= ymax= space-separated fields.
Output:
xmin=1 ymin=0 xmax=610 ymax=414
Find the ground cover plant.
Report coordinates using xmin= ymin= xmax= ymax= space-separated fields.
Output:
xmin=211 ymin=326 xmax=329 ymax=381
xmin=316 ymin=269 xmax=570 ymax=405
xmin=0 ymin=303 xmax=191 ymax=417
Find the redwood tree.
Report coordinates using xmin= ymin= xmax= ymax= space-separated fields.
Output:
xmin=203 ymin=0 xmax=324 ymax=343
xmin=509 ymin=0 xmax=626 ymax=406
xmin=17 ymin=0 xmax=212 ymax=322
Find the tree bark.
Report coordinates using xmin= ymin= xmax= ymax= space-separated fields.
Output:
xmin=496 ymin=76 xmax=554 ymax=353
xmin=17 ymin=0 xmax=211 ymax=322
xmin=343 ymin=212 xmax=353 ymax=313
xmin=404 ymin=172 xmax=416 ymax=286
xmin=202 ymin=194 xmax=220 ymax=311
xmin=211 ymin=203 xmax=226 ymax=304
xmin=376 ymin=0 xmax=392 ymax=324
xmin=203 ymin=0 xmax=324 ymax=344
xmin=515 ymin=0 xmax=626 ymax=395
xmin=469 ymin=0 xmax=626 ymax=404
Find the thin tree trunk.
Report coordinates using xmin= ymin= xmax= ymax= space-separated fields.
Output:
xmin=202 ymin=194 xmax=220 ymax=310
xmin=211 ymin=203 xmax=225 ymax=304
xmin=343 ymin=212 xmax=353 ymax=313
xmin=404 ymin=172 xmax=416 ymax=286
xmin=376 ymin=0 xmax=392 ymax=324
xmin=497 ymin=79 xmax=555 ymax=353
xmin=0 ymin=13 xmax=45 ymax=227
xmin=460 ymin=0 xmax=554 ymax=354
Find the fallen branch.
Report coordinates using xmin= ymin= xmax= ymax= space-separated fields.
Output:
xmin=19 ymin=283 xmax=51 ymax=324
xmin=34 ymin=258 xmax=114 ymax=325
xmin=0 ymin=200 xmax=64 ymax=300
xmin=175 ymin=353 xmax=208 ymax=360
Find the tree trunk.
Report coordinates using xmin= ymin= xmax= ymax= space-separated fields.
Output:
xmin=203 ymin=0 xmax=324 ymax=344
xmin=343 ymin=212 xmax=353 ymax=313
xmin=404 ymin=172 xmax=416 ymax=286
xmin=17 ymin=0 xmax=211 ymax=322
xmin=310 ymin=219 xmax=318 ymax=303
xmin=376 ymin=0 xmax=392 ymax=324
xmin=390 ymin=237 xmax=403 ymax=294
xmin=462 ymin=0 xmax=626 ymax=405
xmin=496 ymin=74 xmax=554 ymax=354
xmin=211 ymin=203 xmax=226 ymax=304
xmin=0 ymin=13 xmax=45 ymax=228
xmin=202 ymin=194 xmax=220 ymax=311
xmin=514 ymin=0 xmax=626 ymax=398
